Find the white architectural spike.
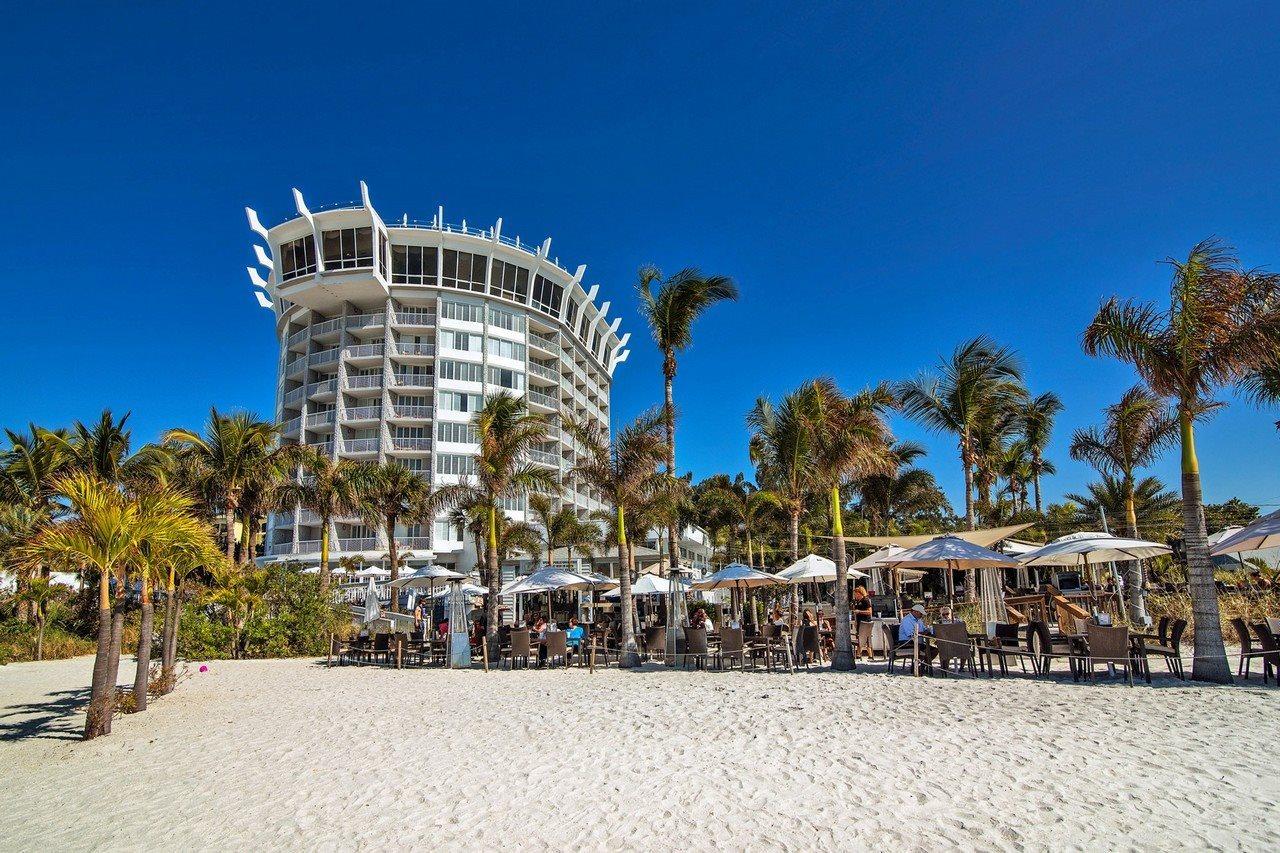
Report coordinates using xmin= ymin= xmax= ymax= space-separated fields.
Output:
xmin=247 ymin=267 xmax=270 ymax=290
xmin=492 ymin=218 xmax=503 ymax=241
xmin=608 ymin=317 xmax=622 ymax=335
xmin=572 ymin=264 xmax=586 ymax=285
xmin=253 ymin=245 xmax=274 ymax=270
xmin=586 ymin=284 xmax=600 ymax=301
xmin=597 ymin=301 xmax=611 ymax=323
xmin=253 ymin=290 xmax=273 ymax=309
xmin=292 ymin=188 xmax=312 ymax=219
xmin=245 ymin=207 xmax=270 ymax=241
xmin=359 ymin=180 xmax=372 ymax=208
xmin=540 ymin=237 xmax=552 ymax=257
xmin=618 ymin=332 xmax=631 ymax=347
xmin=437 ymin=205 xmax=444 ymax=227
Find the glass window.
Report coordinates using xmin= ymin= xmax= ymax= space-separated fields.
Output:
xmin=440 ymin=330 xmax=481 ymax=353
xmin=280 ymin=236 xmax=317 ymax=281
xmin=436 ymin=421 xmax=479 ymax=443
xmin=438 ymin=359 xmax=484 ymax=383
xmin=531 ymin=275 xmax=564 ymax=315
xmin=440 ymin=391 xmax=484 ymax=412
xmin=436 ymin=453 xmax=478 ymax=476
xmin=488 ymin=306 xmax=525 ymax=332
xmin=434 ymin=519 xmax=459 ymax=541
xmin=564 ymin=298 xmax=579 ymax=329
xmin=578 ymin=312 xmax=591 ymax=341
xmin=492 ymin=260 xmax=530 ymax=303
xmin=487 ymin=337 xmax=526 ymax=361
xmin=487 ymin=366 xmax=524 ymax=391
xmin=391 ymin=245 xmax=437 ymax=285
xmin=440 ymin=300 xmax=484 ymax=323
xmin=442 ymin=250 xmax=487 ymax=292
xmin=322 ymin=227 xmax=373 ymax=270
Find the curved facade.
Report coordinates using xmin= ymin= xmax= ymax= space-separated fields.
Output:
xmin=246 ymin=182 xmax=629 ymax=571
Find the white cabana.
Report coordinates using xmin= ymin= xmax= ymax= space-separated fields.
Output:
xmin=884 ymin=535 xmax=1019 ymax=624
xmin=360 ymin=577 xmax=382 ymax=625
xmin=777 ymin=553 xmax=869 ymax=583
xmin=1210 ymin=508 xmax=1280 ymax=556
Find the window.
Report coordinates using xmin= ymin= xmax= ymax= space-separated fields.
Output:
xmin=531 ymin=275 xmax=564 ymax=315
xmin=498 ymin=493 xmax=526 ymax=511
xmin=437 ymin=453 xmax=478 ymax=476
xmin=391 ymin=245 xmax=438 ymax=285
xmin=436 ymin=421 xmax=479 ymax=444
xmin=488 ymin=306 xmax=525 ymax=332
xmin=439 ymin=391 xmax=483 ymax=413
xmin=487 ymin=366 xmax=524 ymax=391
xmin=491 ymin=260 xmax=530 ymax=303
xmin=397 ymin=394 xmax=429 ymax=407
xmin=434 ymin=519 xmax=459 ymax=541
xmin=487 ymin=337 xmax=526 ymax=361
xmin=377 ymin=230 xmax=388 ymax=277
xmin=280 ymin=236 xmax=317 ymax=281
xmin=564 ymin=298 xmax=579 ymax=329
xmin=442 ymin=249 xmax=487 ymax=293
xmin=589 ymin=329 xmax=600 ymax=356
xmin=440 ymin=329 xmax=481 ymax=353
xmin=438 ymin=359 xmax=484 ymax=383
xmin=394 ymin=426 xmax=426 ymax=438
xmin=578 ymin=312 xmax=591 ymax=341
xmin=396 ymin=457 xmax=427 ymax=472
xmin=321 ymin=227 xmax=373 ymax=270
xmin=440 ymin=299 xmax=484 ymax=323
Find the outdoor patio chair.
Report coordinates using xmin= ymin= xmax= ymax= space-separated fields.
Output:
xmin=713 ymin=628 xmax=745 ymax=670
xmin=683 ymin=628 xmax=709 ymax=669
xmin=1253 ymin=623 xmax=1279 ymax=684
xmin=1155 ymin=616 xmax=1170 ymax=647
xmin=935 ymin=622 xmax=977 ymax=676
xmin=368 ymin=632 xmax=391 ymax=666
xmin=505 ymin=629 xmax=532 ymax=670
xmin=1026 ymin=620 xmax=1076 ymax=677
xmin=1138 ymin=618 xmax=1187 ymax=680
xmin=884 ymin=623 xmax=931 ymax=674
xmin=643 ymin=626 xmax=666 ymax=662
xmin=544 ymin=631 xmax=568 ymax=668
xmin=1230 ymin=617 xmax=1269 ymax=680
xmin=1081 ymin=624 xmax=1134 ymax=685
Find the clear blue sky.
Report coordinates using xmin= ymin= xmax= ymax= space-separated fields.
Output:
xmin=3 ymin=3 xmax=1279 ymax=515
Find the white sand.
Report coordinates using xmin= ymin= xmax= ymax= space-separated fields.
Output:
xmin=1 ymin=655 xmax=1277 ymax=852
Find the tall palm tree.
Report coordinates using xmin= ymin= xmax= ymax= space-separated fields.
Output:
xmin=850 ymin=441 xmax=951 ymax=535
xmin=164 ymin=409 xmax=279 ymax=562
xmin=897 ymin=336 xmax=1026 ymax=531
xmin=637 ymin=266 xmax=738 ymax=576
xmin=1016 ymin=392 xmax=1063 ymax=514
xmin=701 ymin=479 xmax=782 ymax=570
xmin=360 ymin=462 xmax=429 ymax=583
xmin=804 ymin=379 xmax=896 ymax=671
xmin=748 ymin=387 xmax=819 ymax=562
xmin=1069 ymin=385 xmax=1179 ymax=622
xmin=527 ymin=492 xmax=578 ymax=570
xmin=275 ymin=447 xmax=367 ymax=593
xmin=1083 ymin=237 xmax=1280 ymax=682
xmin=997 ymin=439 xmax=1037 ymax=515
xmin=569 ymin=410 xmax=668 ymax=667
xmin=428 ymin=393 xmax=556 ymax=655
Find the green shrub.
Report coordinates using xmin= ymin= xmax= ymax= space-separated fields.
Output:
xmin=0 ymin=621 xmax=95 ymax=665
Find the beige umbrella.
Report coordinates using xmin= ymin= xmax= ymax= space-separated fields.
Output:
xmin=882 ymin=535 xmax=1019 ymax=624
xmin=1209 ymin=508 xmax=1280 ymax=555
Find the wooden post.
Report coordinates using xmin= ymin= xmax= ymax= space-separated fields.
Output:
xmin=589 ymin=643 xmax=596 ymax=674
xmin=481 ymin=636 xmax=490 ymax=673
xmin=912 ymin=628 xmax=920 ymax=677
xmin=396 ymin=638 xmax=402 ymax=669
xmin=784 ymin=631 xmax=795 ymax=674
xmin=327 ymin=632 xmax=333 ymax=668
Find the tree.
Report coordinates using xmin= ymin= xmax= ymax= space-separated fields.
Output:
xmin=569 ymin=410 xmax=668 ymax=667
xmin=1203 ymin=497 xmax=1261 ymax=533
xmin=1016 ymin=392 xmax=1063 ymax=514
xmin=804 ymin=379 xmax=896 ymax=671
xmin=1083 ymin=237 xmax=1280 ymax=682
xmin=528 ymin=492 xmax=578 ymax=570
xmin=275 ymin=447 xmax=367 ymax=593
xmin=748 ymin=387 xmax=820 ymax=562
xmin=1069 ymin=385 xmax=1179 ymax=621
xmin=428 ymin=393 xmax=556 ymax=657
xmin=1 ymin=425 xmax=70 ymax=620
xmin=1065 ymin=476 xmax=1181 ymax=538
xmin=164 ymin=409 xmax=279 ymax=563
xmin=637 ymin=266 xmax=738 ymax=579
xmin=15 ymin=576 xmax=54 ymax=661
xmin=360 ymin=462 xmax=429 ymax=584
xmin=701 ymin=478 xmax=781 ymax=570
xmin=897 ymin=336 xmax=1026 ymax=531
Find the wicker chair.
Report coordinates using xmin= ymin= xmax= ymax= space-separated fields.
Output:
xmin=714 ymin=628 xmax=745 ymax=670
xmin=935 ymin=622 xmax=976 ymax=676
xmin=643 ymin=626 xmax=666 ymax=662
xmin=1026 ymin=620 xmax=1076 ymax=677
xmin=1253 ymin=623 xmax=1279 ymax=684
xmin=544 ymin=631 xmax=568 ymax=668
xmin=1082 ymin=624 xmax=1134 ymax=685
xmin=683 ymin=628 xmax=709 ymax=669
xmin=504 ymin=629 xmax=532 ymax=670
xmin=1139 ymin=618 xmax=1187 ymax=680
xmin=1230 ymin=617 xmax=1269 ymax=680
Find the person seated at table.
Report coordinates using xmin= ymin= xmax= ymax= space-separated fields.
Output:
xmin=938 ymin=605 xmax=960 ymax=624
xmin=565 ymin=617 xmax=585 ymax=660
xmin=769 ymin=607 xmax=787 ymax=627
xmin=413 ymin=601 xmax=425 ymax=638
xmin=532 ymin=616 xmax=548 ymax=640
xmin=690 ymin=607 xmax=709 ymax=631
xmin=802 ymin=609 xmax=816 ymax=627
xmin=897 ymin=603 xmax=937 ymax=663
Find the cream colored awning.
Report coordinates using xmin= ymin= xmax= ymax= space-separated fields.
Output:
xmin=842 ymin=523 xmax=1036 ymax=550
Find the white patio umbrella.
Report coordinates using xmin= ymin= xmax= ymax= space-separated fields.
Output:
xmin=1017 ymin=531 xmax=1171 ymax=609
xmin=883 ymin=535 xmax=1019 ymax=624
xmin=602 ymin=573 xmax=687 ymax=598
xmin=354 ymin=566 xmax=391 ymax=579
xmin=1209 ymin=508 xmax=1280 ymax=555
xmin=360 ymin=577 xmax=382 ymax=625
xmin=777 ymin=553 xmax=869 ymax=583
xmin=691 ymin=563 xmax=780 ymax=625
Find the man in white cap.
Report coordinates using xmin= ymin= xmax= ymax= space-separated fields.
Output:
xmin=897 ymin=603 xmax=933 ymax=645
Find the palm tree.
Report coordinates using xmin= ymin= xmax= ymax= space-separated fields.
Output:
xmin=164 ymin=409 xmax=279 ymax=562
xmin=15 ymin=576 xmax=54 ymax=661
xmin=275 ymin=447 xmax=367 ymax=592
xmin=1083 ymin=237 xmax=1280 ymax=682
xmin=701 ymin=479 xmax=781 ymax=570
xmin=997 ymin=440 xmax=1038 ymax=515
xmin=2 ymin=425 xmax=70 ymax=621
xmin=527 ymin=492 xmax=578 ymax=570
xmin=1069 ymin=385 xmax=1179 ymax=622
xmin=569 ymin=410 xmax=668 ymax=667
xmin=804 ymin=379 xmax=896 ymax=671
xmin=1016 ymin=392 xmax=1063 ymax=514
xmin=360 ymin=462 xmax=429 ymax=584
xmin=428 ymin=393 xmax=556 ymax=655
xmin=1065 ymin=476 xmax=1180 ymax=538
xmin=897 ymin=336 xmax=1026 ymax=531
xmin=637 ymin=266 xmax=738 ymax=576
xmin=971 ymin=404 xmax=1020 ymax=524
xmin=852 ymin=441 xmax=951 ymax=536
xmin=748 ymin=387 xmax=819 ymax=562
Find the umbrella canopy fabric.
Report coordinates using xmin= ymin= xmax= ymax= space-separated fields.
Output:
xmin=847 ymin=546 xmax=907 ymax=570
xmin=422 ymin=583 xmax=487 ymax=598
xmin=843 ymin=522 xmax=1036 ymax=550
xmin=361 ymin=578 xmax=382 ymax=624
xmin=1210 ymin=509 xmax=1280 ymax=555
xmin=354 ymin=566 xmax=391 ymax=578
xmin=499 ymin=567 xmax=601 ymax=596
xmin=882 ymin=536 xmax=1020 ymax=570
xmin=777 ymin=553 xmax=868 ymax=583
xmin=1017 ymin=531 xmax=1171 ymax=565
xmin=601 ymin=573 xmax=688 ymax=598
xmin=691 ymin=563 xmax=780 ymax=591
xmin=389 ymin=566 xmax=468 ymax=589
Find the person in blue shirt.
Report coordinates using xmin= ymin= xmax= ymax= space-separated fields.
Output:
xmin=898 ymin=604 xmax=933 ymax=645
xmin=566 ymin=617 xmax=586 ymax=660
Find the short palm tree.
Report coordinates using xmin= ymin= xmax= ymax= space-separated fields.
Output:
xmin=701 ymin=479 xmax=781 ymax=570
xmin=15 ymin=576 xmax=54 ymax=661
xmin=850 ymin=441 xmax=951 ymax=535
xmin=569 ymin=410 xmax=668 ymax=667
xmin=428 ymin=393 xmax=555 ymax=655
xmin=1065 ymin=475 xmax=1180 ymax=538
xmin=804 ymin=379 xmax=896 ymax=671
xmin=527 ymin=492 xmax=578 ymax=570
xmin=275 ymin=447 xmax=367 ymax=592
xmin=897 ymin=336 xmax=1026 ymax=530
xmin=1083 ymin=237 xmax=1280 ymax=682
xmin=1016 ymin=392 xmax=1063 ymax=514
xmin=360 ymin=462 xmax=429 ymax=583
xmin=164 ymin=409 xmax=280 ymax=562
xmin=637 ymin=266 xmax=738 ymax=573
xmin=748 ymin=386 xmax=819 ymax=562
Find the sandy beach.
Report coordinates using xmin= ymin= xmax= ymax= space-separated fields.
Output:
xmin=1 ymin=655 xmax=1277 ymax=852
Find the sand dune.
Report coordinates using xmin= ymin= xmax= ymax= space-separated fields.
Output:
xmin=1 ymin=655 xmax=1277 ymax=851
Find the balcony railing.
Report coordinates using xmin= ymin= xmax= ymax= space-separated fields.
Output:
xmin=280 ymin=417 xmax=301 ymax=435
xmin=528 ymin=448 xmax=559 ymax=466
xmin=344 ymin=343 xmax=384 ymax=359
xmin=399 ymin=536 xmax=433 ymax=549
xmin=345 ymin=374 xmax=383 ymax=389
xmin=390 ymin=405 xmax=433 ymax=420
xmin=295 ymin=539 xmax=322 ymax=552
xmin=392 ymin=373 xmax=434 ymax=388
xmin=528 ymin=362 xmax=558 ymax=381
xmin=343 ymin=405 xmax=382 ymax=421
xmin=337 ymin=537 xmax=377 ymax=551
xmin=306 ymin=411 xmax=334 ymax=428
xmin=314 ymin=441 xmax=334 ymax=456
xmin=393 ymin=342 xmax=435 ymax=357
xmin=285 ymin=357 xmax=307 ymax=375
xmin=285 ymin=328 xmax=309 ymax=348
xmin=391 ymin=436 xmax=432 ymax=451
xmin=529 ymin=332 xmax=559 ymax=354
xmin=393 ymin=309 xmax=437 ymax=327
xmin=343 ymin=438 xmax=380 ymax=453
xmin=310 ymin=317 xmax=345 ymax=337
xmin=308 ymin=379 xmax=338 ymax=397
xmin=527 ymin=389 xmax=557 ymax=409
xmin=308 ymin=349 xmax=340 ymax=367
xmin=346 ymin=313 xmax=385 ymax=330
xmin=266 ymin=542 xmax=295 ymax=556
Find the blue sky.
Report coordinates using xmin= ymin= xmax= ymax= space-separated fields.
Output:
xmin=3 ymin=2 xmax=1279 ymax=515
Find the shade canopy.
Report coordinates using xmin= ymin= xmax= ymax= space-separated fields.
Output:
xmin=500 ymin=567 xmax=612 ymax=596
xmin=691 ymin=563 xmax=780 ymax=590
xmin=423 ymin=582 xmax=488 ymax=598
xmin=883 ymin=535 xmax=1020 ymax=569
xmin=1017 ymin=531 xmax=1172 ymax=565
xmin=1210 ymin=509 xmax=1280 ymax=555
xmin=361 ymin=578 xmax=381 ymax=624
xmin=602 ymin=573 xmax=689 ymax=598
xmin=842 ymin=523 xmax=1035 ymax=550
xmin=354 ymin=566 xmax=391 ymax=578
xmin=390 ymin=566 xmax=468 ymax=588
xmin=848 ymin=546 xmax=906 ymax=570
xmin=776 ymin=553 xmax=868 ymax=583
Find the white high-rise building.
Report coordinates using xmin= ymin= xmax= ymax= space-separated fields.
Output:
xmin=245 ymin=182 xmax=630 ymax=572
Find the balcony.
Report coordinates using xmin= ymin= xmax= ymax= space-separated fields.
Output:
xmin=528 ymin=448 xmax=559 ymax=466
xmin=295 ymin=539 xmax=322 ymax=553
xmin=337 ymin=537 xmax=378 ymax=552
xmin=393 ymin=308 xmax=437 ymax=327
xmin=308 ymin=348 xmax=340 ymax=367
xmin=343 ymin=343 xmax=384 ymax=360
xmin=305 ymin=411 xmax=335 ymax=429
xmin=527 ymin=388 xmax=557 ymax=410
xmin=342 ymin=438 xmax=380 ymax=454
xmin=346 ymin=312 xmax=385 ymax=331
xmin=343 ymin=405 xmax=382 ymax=422
xmin=345 ymin=374 xmax=383 ymax=390
xmin=286 ymin=328 xmax=310 ymax=349
xmin=307 ymin=378 xmax=338 ymax=400
xmin=398 ymin=536 xmax=433 ymax=549
xmin=266 ymin=542 xmax=296 ymax=556
xmin=529 ymin=332 xmax=560 ymax=355
xmin=389 ymin=404 xmax=433 ymax=420
xmin=392 ymin=373 xmax=434 ymax=389
xmin=285 ymin=357 xmax=307 ymax=378
xmin=528 ymin=362 xmax=558 ymax=382
xmin=391 ymin=436 xmax=432 ymax=452
xmin=392 ymin=342 xmax=435 ymax=357
xmin=309 ymin=317 xmax=346 ymax=339
xmin=310 ymin=441 xmax=334 ymax=456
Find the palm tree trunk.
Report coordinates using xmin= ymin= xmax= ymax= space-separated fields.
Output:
xmin=224 ymin=493 xmax=239 ymax=563
xmin=85 ymin=568 xmax=115 ymax=739
xmin=485 ymin=506 xmax=501 ymax=658
xmin=829 ymin=485 xmax=854 ymax=671
xmin=319 ymin=522 xmax=332 ymax=593
xmin=1122 ymin=478 xmax=1147 ymax=624
xmin=161 ymin=582 xmax=179 ymax=693
xmin=663 ymin=364 xmax=681 ymax=574
xmin=132 ymin=575 xmax=154 ymax=712
xmin=35 ymin=617 xmax=45 ymax=661
xmin=104 ymin=606 xmax=125 ymax=735
xmin=1032 ymin=454 xmax=1044 ymax=515
xmin=238 ymin=512 xmax=252 ymax=565
xmin=386 ymin=513 xmax=400 ymax=587
xmin=617 ymin=506 xmax=640 ymax=667
xmin=1179 ymin=410 xmax=1231 ymax=682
